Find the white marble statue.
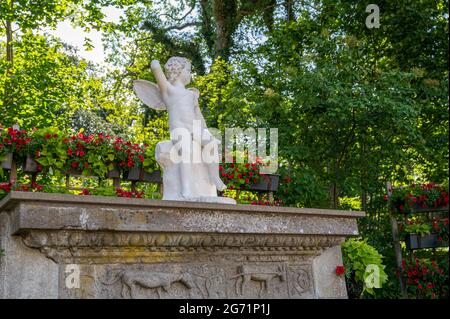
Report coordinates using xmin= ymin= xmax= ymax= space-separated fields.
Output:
xmin=133 ymin=57 xmax=235 ymax=204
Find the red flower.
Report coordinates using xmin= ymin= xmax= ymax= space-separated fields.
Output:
xmin=44 ymin=133 xmax=52 ymax=139
xmin=71 ymin=162 xmax=79 ymax=169
xmin=426 ymin=283 xmax=433 ymax=289
xmin=245 ymin=178 xmax=250 ymax=184
xmin=383 ymin=195 xmax=388 ymax=201
xmin=80 ymin=189 xmax=90 ymax=195
xmin=418 ymin=284 xmax=423 ymax=289
xmin=335 ymin=266 xmax=345 ymax=276
xmin=35 ymin=150 xmax=41 ymax=158
xmin=67 ymin=149 xmax=73 ymax=156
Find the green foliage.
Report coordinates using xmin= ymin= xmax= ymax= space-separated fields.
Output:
xmin=338 ymin=197 xmax=362 ymax=211
xmin=276 ymin=166 xmax=328 ymax=208
xmin=404 ymin=223 xmax=432 ymax=236
xmin=0 ymin=32 xmax=100 ymax=129
xmin=342 ymin=239 xmax=389 ymax=297
xmin=29 ymin=127 xmax=68 ymax=174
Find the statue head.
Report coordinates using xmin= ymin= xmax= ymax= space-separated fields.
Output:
xmin=165 ymin=57 xmax=191 ymax=85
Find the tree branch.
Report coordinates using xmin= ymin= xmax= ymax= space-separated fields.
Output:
xmin=163 ymin=21 xmax=201 ymax=32
xmin=159 ymin=1 xmax=197 ymax=22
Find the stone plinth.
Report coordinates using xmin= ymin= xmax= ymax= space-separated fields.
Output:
xmin=0 ymin=192 xmax=364 ymax=299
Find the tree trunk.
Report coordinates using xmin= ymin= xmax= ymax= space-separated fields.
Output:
xmin=6 ymin=20 xmax=13 ymax=66
xmin=330 ymin=182 xmax=338 ymax=209
xmin=5 ymin=0 xmax=14 ymax=66
xmin=361 ymin=189 xmax=367 ymax=211
xmin=212 ymin=0 xmax=238 ymax=60
xmin=199 ymin=0 xmax=215 ymax=57
xmin=284 ymin=0 xmax=295 ymax=21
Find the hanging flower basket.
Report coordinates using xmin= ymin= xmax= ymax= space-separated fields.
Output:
xmin=1 ymin=152 xmax=13 ymax=170
xmin=405 ymin=233 xmax=447 ymax=250
xmin=106 ymin=162 xmax=121 ymax=179
xmin=249 ymin=173 xmax=280 ymax=192
xmin=22 ymin=154 xmax=38 ymax=173
xmin=389 ymin=183 xmax=449 ymax=214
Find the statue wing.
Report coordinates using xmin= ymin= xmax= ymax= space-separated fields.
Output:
xmin=133 ymin=80 xmax=166 ymax=111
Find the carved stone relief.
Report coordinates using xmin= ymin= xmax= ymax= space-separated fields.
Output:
xmin=60 ymin=262 xmax=314 ymax=299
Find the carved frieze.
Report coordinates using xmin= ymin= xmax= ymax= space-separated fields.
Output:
xmin=60 ymin=262 xmax=314 ymax=299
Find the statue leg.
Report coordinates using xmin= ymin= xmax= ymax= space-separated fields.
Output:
xmin=155 ymin=141 xmax=183 ymax=200
xmin=203 ymin=138 xmax=227 ymax=191
xmin=207 ymin=160 xmax=227 ymax=191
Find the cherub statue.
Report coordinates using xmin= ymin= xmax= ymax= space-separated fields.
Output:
xmin=134 ymin=57 xmax=233 ymax=203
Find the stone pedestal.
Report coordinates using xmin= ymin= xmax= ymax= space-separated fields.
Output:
xmin=0 ymin=192 xmax=364 ymax=299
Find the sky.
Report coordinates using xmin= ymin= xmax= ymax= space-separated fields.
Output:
xmin=46 ymin=6 xmax=124 ymax=66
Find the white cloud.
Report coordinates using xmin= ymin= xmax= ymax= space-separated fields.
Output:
xmin=46 ymin=6 xmax=124 ymax=66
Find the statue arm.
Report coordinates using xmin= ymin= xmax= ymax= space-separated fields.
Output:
xmin=195 ymin=104 xmax=208 ymax=131
xmin=196 ymin=106 xmax=219 ymax=146
xmin=151 ymin=60 xmax=169 ymax=93
xmin=190 ymin=88 xmax=215 ymax=144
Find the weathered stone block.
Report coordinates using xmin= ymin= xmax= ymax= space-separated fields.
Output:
xmin=0 ymin=192 xmax=364 ymax=299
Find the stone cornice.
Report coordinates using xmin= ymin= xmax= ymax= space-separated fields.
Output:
xmin=0 ymin=191 xmax=365 ymax=218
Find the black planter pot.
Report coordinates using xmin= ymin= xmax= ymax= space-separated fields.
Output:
xmin=409 ymin=203 xmax=449 ymax=214
xmin=126 ymin=167 xmax=162 ymax=183
xmin=143 ymin=170 xmax=162 ymax=183
xmin=249 ymin=174 xmax=280 ymax=192
xmin=22 ymin=154 xmax=38 ymax=173
xmin=1 ymin=152 xmax=13 ymax=170
xmin=67 ymin=168 xmax=84 ymax=176
xmin=126 ymin=166 xmax=141 ymax=181
xmin=107 ymin=166 xmax=121 ymax=179
xmin=405 ymin=233 xmax=447 ymax=250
